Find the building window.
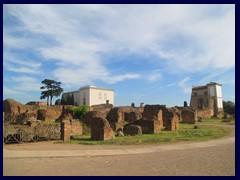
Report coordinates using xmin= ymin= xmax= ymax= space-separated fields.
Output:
xmin=194 ymin=92 xmax=197 ymax=96
xmin=99 ymin=92 xmax=102 ymax=99
xmin=204 ymin=91 xmax=208 ymax=96
xmin=198 ymin=98 xmax=204 ymax=109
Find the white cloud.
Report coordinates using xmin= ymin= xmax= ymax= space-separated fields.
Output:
xmin=178 ymin=77 xmax=192 ymax=94
xmin=106 ymin=74 xmax=140 ymax=84
xmin=3 ymin=51 xmax=42 ymax=74
xmin=9 ymin=76 xmax=41 ymax=91
xmin=145 ymin=71 xmax=162 ymax=82
xmin=3 ymin=86 xmax=22 ymax=95
xmin=3 ymin=4 xmax=235 ymax=88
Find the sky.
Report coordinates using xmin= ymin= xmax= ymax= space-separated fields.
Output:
xmin=3 ymin=4 xmax=235 ymax=107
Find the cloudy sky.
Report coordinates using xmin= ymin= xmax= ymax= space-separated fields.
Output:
xmin=3 ymin=4 xmax=235 ymax=106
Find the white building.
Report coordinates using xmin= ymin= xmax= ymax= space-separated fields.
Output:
xmin=61 ymin=85 xmax=114 ymax=106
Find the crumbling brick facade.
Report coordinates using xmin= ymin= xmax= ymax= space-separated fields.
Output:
xmin=142 ymin=105 xmax=164 ymax=128
xmin=164 ymin=108 xmax=179 ymax=131
xmin=70 ymin=120 xmax=83 ymax=136
xmin=124 ymin=125 xmax=142 ymax=136
xmin=61 ymin=121 xmax=71 ymax=142
xmin=134 ymin=120 xmax=161 ymax=134
xmin=181 ymin=109 xmax=197 ymax=124
xmin=91 ymin=117 xmax=115 ymax=141
xmin=106 ymin=107 xmax=124 ymax=131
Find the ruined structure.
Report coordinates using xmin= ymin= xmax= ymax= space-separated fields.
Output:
xmin=3 ymin=99 xmax=63 ymax=122
xmin=106 ymin=107 xmax=124 ymax=131
xmin=181 ymin=109 xmax=197 ymax=124
xmin=91 ymin=117 xmax=115 ymax=141
xmin=164 ymin=108 xmax=179 ymax=130
xmin=124 ymin=125 xmax=142 ymax=136
xmin=142 ymin=105 xmax=164 ymax=128
xmin=190 ymin=82 xmax=223 ymax=118
xmin=26 ymin=101 xmax=47 ymax=106
xmin=134 ymin=119 xmax=161 ymax=134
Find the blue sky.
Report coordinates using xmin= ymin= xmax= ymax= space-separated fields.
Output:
xmin=3 ymin=4 xmax=235 ymax=107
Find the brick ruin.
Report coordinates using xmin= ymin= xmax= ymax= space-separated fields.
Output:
xmin=91 ymin=117 xmax=115 ymax=141
xmin=164 ymin=108 xmax=179 ymax=130
xmin=106 ymin=107 xmax=125 ymax=131
xmin=61 ymin=119 xmax=83 ymax=142
xmin=4 ymin=98 xmax=205 ymax=142
xmin=124 ymin=125 xmax=142 ymax=136
xmin=3 ymin=99 xmax=63 ymax=123
xmin=181 ymin=109 xmax=197 ymax=124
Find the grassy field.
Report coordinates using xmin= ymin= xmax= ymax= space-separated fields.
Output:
xmin=62 ymin=118 xmax=233 ymax=145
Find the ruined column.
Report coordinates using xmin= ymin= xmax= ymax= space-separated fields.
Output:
xmin=61 ymin=121 xmax=71 ymax=142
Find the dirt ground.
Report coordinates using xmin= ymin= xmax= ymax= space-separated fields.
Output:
xmin=3 ymin=124 xmax=235 ymax=176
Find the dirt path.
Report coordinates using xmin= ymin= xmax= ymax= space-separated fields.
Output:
xmin=3 ymin=124 xmax=235 ymax=176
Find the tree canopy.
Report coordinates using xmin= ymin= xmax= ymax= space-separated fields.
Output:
xmin=40 ymin=79 xmax=64 ymax=106
xmin=223 ymin=101 xmax=235 ymax=115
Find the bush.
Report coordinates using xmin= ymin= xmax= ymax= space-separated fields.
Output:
xmin=223 ymin=101 xmax=235 ymax=115
xmin=71 ymin=105 xmax=88 ymax=119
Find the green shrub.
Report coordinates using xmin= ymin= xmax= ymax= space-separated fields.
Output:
xmin=71 ymin=105 xmax=88 ymax=119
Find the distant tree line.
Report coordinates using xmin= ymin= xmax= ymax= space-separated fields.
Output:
xmin=223 ymin=101 xmax=235 ymax=115
xmin=61 ymin=93 xmax=76 ymax=106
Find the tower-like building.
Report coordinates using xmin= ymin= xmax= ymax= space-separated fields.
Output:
xmin=190 ymin=82 xmax=223 ymax=117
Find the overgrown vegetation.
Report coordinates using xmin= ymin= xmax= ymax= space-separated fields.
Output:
xmin=223 ymin=101 xmax=235 ymax=115
xmin=71 ymin=105 xmax=88 ymax=119
xmin=63 ymin=120 xmax=232 ymax=145
xmin=61 ymin=93 xmax=75 ymax=105
xmin=43 ymin=120 xmax=60 ymax=125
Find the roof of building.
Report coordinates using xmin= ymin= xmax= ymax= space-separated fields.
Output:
xmin=192 ymin=85 xmax=207 ymax=90
xmin=207 ymin=82 xmax=222 ymax=86
xmin=79 ymin=85 xmax=114 ymax=91
xmin=192 ymin=82 xmax=222 ymax=90
xmin=63 ymin=86 xmax=114 ymax=95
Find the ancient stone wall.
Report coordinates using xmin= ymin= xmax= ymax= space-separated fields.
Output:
xmin=142 ymin=105 xmax=164 ymax=129
xmin=91 ymin=117 xmax=115 ymax=141
xmin=61 ymin=121 xmax=71 ymax=142
xmin=181 ymin=109 xmax=197 ymax=124
xmin=70 ymin=120 xmax=83 ymax=136
xmin=134 ymin=120 xmax=161 ymax=134
xmin=106 ymin=107 xmax=124 ymax=131
xmin=83 ymin=111 xmax=106 ymax=127
xmin=26 ymin=101 xmax=47 ymax=106
xmin=124 ymin=125 xmax=142 ymax=136
xmin=3 ymin=99 xmax=63 ymax=122
xmin=164 ymin=108 xmax=179 ymax=131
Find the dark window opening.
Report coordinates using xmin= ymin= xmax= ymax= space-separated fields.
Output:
xmin=198 ymin=99 xmax=204 ymax=109
xmin=204 ymin=91 xmax=208 ymax=96
xmin=194 ymin=92 xmax=197 ymax=96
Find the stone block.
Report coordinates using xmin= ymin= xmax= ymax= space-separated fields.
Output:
xmin=124 ymin=125 xmax=142 ymax=136
xmin=91 ymin=117 xmax=115 ymax=141
xmin=181 ymin=109 xmax=197 ymax=124
xmin=134 ymin=119 xmax=161 ymax=134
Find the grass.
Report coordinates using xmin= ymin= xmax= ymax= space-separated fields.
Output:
xmin=43 ymin=120 xmax=60 ymax=125
xmin=201 ymin=118 xmax=235 ymax=125
xmin=60 ymin=121 xmax=232 ymax=145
